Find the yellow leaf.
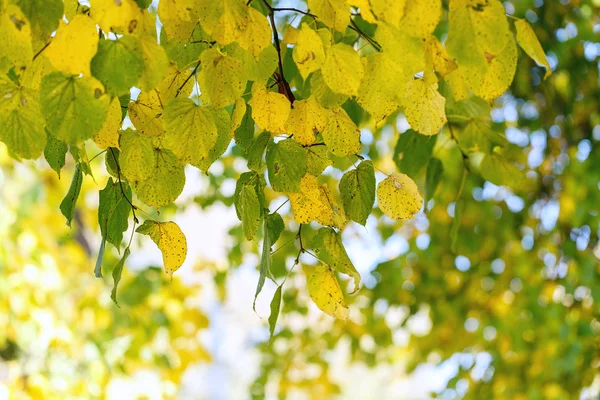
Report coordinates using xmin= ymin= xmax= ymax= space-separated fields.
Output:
xmin=162 ymin=98 xmax=218 ymax=163
xmin=369 ymin=0 xmax=406 ymax=26
xmin=356 ymin=53 xmax=406 ymax=123
xmin=198 ymin=48 xmax=245 ymax=107
xmin=322 ymin=107 xmax=361 ymax=156
xmin=157 ymin=62 xmax=194 ymax=102
xmin=377 ymin=173 xmax=423 ymax=220
xmin=90 ymin=0 xmax=141 ymax=33
xmin=375 ymin=22 xmax=425 ymax=75
xmin=403 ymin=79 xmax=446 ymax=136
xmin=132 ymin=147 xmax=185 ymax=208
xmin=425 ymin=36 xmax=458 ymax=78
xmin=444 ymin=69 xmax=469 ymax=101
xmin=475 ymin=37 xmax=517 ymax=101
xmin=306 ymin=265 xmax=349 ymax=319
xmin=237 ymin=7 xmax=271 ymax=58
xmin=20 ymin=54 xmax=55 ymax=91
xmin=349 ymin=0 xmax=376 ymax=23
xmin=197 ymin=0 xmax=248 ymax=46
xmin=45 ymin=15 xmax=98 ymax=76
xmin=158 ymin=0 xmax=197 ymax=41
xmin=293 ymin=23 xmax=326 ymax=79
xmin=252 ymin=86 xmax=291 ymax=134
xmin=0 ymin=5 xmax=33 ymax=74
xmin=119 ymin=128 xmax=155 ymax=182
xmin=128 ymin=89 xmax=164 ymax=137
xmin=401 ymin=0 xmax=441 ymax=38
xmin=322 ymin=43 xmax=364 ymax=96
xmin=515 ymin=18 xmax=551 ymax=79
xmin=286 ymin=97 xmax=328 ymax=146
xmin=93 ymin=97 xmax=122 ymax=149
xmin=307 ymin=0 xmax=349 ymax=32
xmin=137 ymin=221 xmax=187 ymax=277
xmin=137 ymin=36 xmax=169 ymax=90
xmin=310 ymin=71 xmax=348 ymax=109
xmin=289 ymin=174 xmax=345 ymax=227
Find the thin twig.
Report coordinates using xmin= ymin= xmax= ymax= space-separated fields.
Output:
xmin=272 ymin=7 xmax=316 ymax=18
xmin=349 ymin=19 xmax=381 ymax=51
xmin=32 ymin=42 xmax=51 ymax=62
xmin=262 ymin=0 xmax=295 ymax=103
xmin=109 ymin=148 xmax=138 ymax=224
xmin=176 ymin=60 xmax=201 ymax=97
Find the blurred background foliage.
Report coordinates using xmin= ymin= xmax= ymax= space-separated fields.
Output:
xmin=2 ymin=0 xmax=600 ymax=399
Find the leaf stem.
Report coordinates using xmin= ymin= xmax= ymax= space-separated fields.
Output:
xmin=176 ymin=60 xmax=201 ymax=97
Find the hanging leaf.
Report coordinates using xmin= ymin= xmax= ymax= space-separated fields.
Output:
xmin=136 ymin=220 xmax=187 ymax=277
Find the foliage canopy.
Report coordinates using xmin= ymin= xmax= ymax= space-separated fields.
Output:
xmin=1 ymin=0 xmax=600 ymax=397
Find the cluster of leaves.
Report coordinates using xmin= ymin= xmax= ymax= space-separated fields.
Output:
xmin=0 ymin=0 xmax=552 ymax=329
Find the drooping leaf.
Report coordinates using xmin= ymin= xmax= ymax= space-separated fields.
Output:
xmin=311 ymin=228 xmax=361 ymax=293
xmin=44 ymin=133 xmax=67 ymax=177
xmin=450 ymin=198 xmax=465 ymax=253
xmin=425 ymin=158 xmax=444 ymax=203
xmin=268 ymin=285 xmax=283 ymax=339
xmin=254 ymin=217 xmax=274 ymax=312
xmin=233 ymin=101 xmax=255 ymax=153
xmin=247 ymin=131 xmax=271 ymax=172
xmin=266 ymin=212 xmax=284 ymax=245
xmin=60 ymin=164 xmax=83 ymax=227
xmin=266 ymin=139 xmax=307 ymax=193
xmin=339 ymin=160 xmax=375 ymax=225
xmin=136 ymin=220 xmax=187 ymax=277
xmin=515 ymin=19 xmax=551 ymax=79
xmin=306 ymin=265 xmax=349 ymax=320
xmin=192 ymin=107 xmax=233 ymax=172
xmin=377 ymin=173 xmax=423 ymax=220
xmin=234 ymin=172 xmax=264 ymax=241
xmin=98 ymin=178 xmax=132 ymax=250
xmin=110 ymin=247 xmax=131 ymax=306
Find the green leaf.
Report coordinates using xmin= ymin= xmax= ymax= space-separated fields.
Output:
xmin=98 ymin=178 xmax=132 ymax=250
xmin=91 ymin=36 xmax=144 ymax=96
xmin=339 ymin=160 xmax=375 ymax=226
xmin=247 ymin=131 xmax=271 ymax=173
xmin=268 ymin=285 xmax=283 ymax=339
xmin=40 ymin=72 xmax=110 ymax=144
xmin=254 ymin=217 xmax=274 ymax=312
xmin=311 ymin=228 xmax=361 ymax=294
xmin=192 ymin=107 xmax=232 ymax=172
xmin=60 ymin=164 xmax=83 ymax=227
xmin=162 ymin=97 xmax=218 ymax=163
xmin=234 ymin=176 xmax=262 ymax=241
xmin=450 ymin=198 xmax=465 ymax=253
xmin=10 ymin=0 xmax=63 ymax=36
xmin=266 ymin=212 xmax=284 ymax=245
xmin=480 ymin=152 xmax=525 ymax=188
xmin=393 ymin=129 xmax=437 ymax=179
xmin=306 ymin=145 xmax=332 ymax=176
xmin=110 ymin=247 xmax=131 ymax=306
xmin=44 ymin=133 xmax=67 ymax=178
xmin=132 ymin=148 xmax=186 ymax=208
xmin=233 ymin=103 xmax=255 ymax=153
xmin=95 ymin=237 xmax=106 ymax=278
xmin=425 ymin=158 xmax=443 ymax=203
xmin=0 ymin=78 xmax=46 ymax=160
xmin=266 ymin=139 xmax=308 ymax=193
xmin=105 ymin=147 xmax=120 ymax=178
xmin=137 ymin=36 xmax=169 ymax=90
